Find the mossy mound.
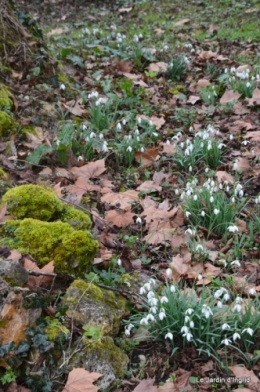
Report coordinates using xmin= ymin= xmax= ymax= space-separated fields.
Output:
xmin=0 ymin=111 xmax=18 ymax=137
xmin=45 ymin=317 xmax=69 ymax=341
xmin=0 ymin=219 xmax=98 ymax=276
xmin=2 ymin=184 xmax=91 ymax=229
xmin=0 ymin=85 xmax=13 ymax=109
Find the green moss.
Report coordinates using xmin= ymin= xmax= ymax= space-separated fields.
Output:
xmin=0 ymin=111 xmax=18 ymax=137
xmin=0 ymin=219 xmax=98 ymax=276
xmin=0 ymin=167 xmax=8 ymax=179
xmin=2 ymin=184 xmax=91 ymax=228
xmin=45 ymin=317 xmax=69 ymax=341
xmin=0 ymin=85 xmax=13 ymax=109
xmin=83 ymin=336 xmax=129 ymax=378
xmin=21 ymin=126 xmax=37 ymax=135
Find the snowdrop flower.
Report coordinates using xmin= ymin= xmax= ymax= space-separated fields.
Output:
xmin=226 ymin=186 xmax=230 ymax=192
xmin=229 ymin=134 xmax=234 ymax=141
xmin=102 ymin=142 xmax=108 ymax=152
xmin=147 ymin=291 xmax=155 ymax=299
xmin=242 ymin=328 xmax=254 ymax=336
xmin=148 ymin=297 xmax=158 ymax=306
xmin=165 ymin=332 xmax=173 ymax=340
xmin=248 ymin=287 xmax=256 ymax=295
xmin=189 ymin=320 xmax=195 ymax=328
xmin=217 ymin=301 xmax=223 ymax=308
xmin=184 ymin=316 xmax=190 ymax=323
xmin=214 ymin=288 xmax=225 ymax=299
xmin=150 ymin=306 xmax=157 ymax=314
xmin=233 ymin=332 xmax=241 ymax=341
xmin=185 ymin=211 xmax=191 ymax=218
xmin=231 ymin=260 xmax=241 ymax=267
xmin=182 ymin=330 xmax=193 ymax=341
xmin=122 ymin=119 xmax=126 ymax=125
xmin=239 ymin=190 xmax=244 ymax=197
xmin=140 ymin=287 xmax=147 ymax=295
xmin=136 ymin=217 xmax=142 ymax=224
xmin=233 ymin=304 xmax=242 ymax=312
xmin=140 ymin=317 xmax=149 ymax=325
xmin=181 ymin=326 xmax=189 ymax=334
xmin=166 ymin=268 xmax=172 ymax=277
xmin=197 ymin=274 xmax=203 ymax=281
xmin=189 ymin=166 xmax=193 ymax=172
xmin=228 ymin=225 xmax=239 ymax=233
xmin=146 ymin=314 xmax=155 ymax=322
xmin=217 ymin=259 xmax=227 ymax=268
xmin=185 ymin=228 xmax=196 ymax=236
xmin=242 ymin=140 xmax=250 ymax=146
xmin=175 ymin=189 xmax=179 ymax=195
xmin=205 ymin=167 xmax=209 ymax=173
xmin=159 ymin=310 xmax=166 ymax=320
xmin=222 ymin=323 xmax=230 ymax=330
xmin=221 ymin=338 xmax=232 ymax=346
xmin=133 ymin=34 xmax=139 ymax=42
xmin=137 ymin=117 xmax=142 ymax=124
xmin=231 ymin=197 xmax=235 ymax=203
xmin=193 ymin=195 xmax=198 ymax=201
xmin=201 ymin=211 xmax=206 ymax=217
xmin=210 ymin=196 xmax=214 ymax=203
xmin=116 ymin=123 xmax=122 ymax=131
xmin=160 ymin=296 xmax=169 ymax=304
xmin=149 ymin=120 xmax=153 ymax=126
xmin=82 ymin=124 xmax=87 ymax=131
xmin=60 ymin=83 xmax=66 ymax=90
xmin=223 ymin=293 xmax=230 ymax=302
xmin=186 ymin=190 xmax=192 ymax=197
xmin=126 ymin=146 xmax=133 ymax=153
xmin=202 ymin=305 xmax=213 ymax=319
xmin=77 ymin=155 xmax=83 ymax=161
xmin=218 ymin=143 xmax=226 ymax=149
xmin=56 ymin=139 xmax=61 ymax=147
xmin=143 ymin=283 xmax=151 ymax=291
xmin=235 ymin=297 xmax=243 ymax=304
xmin=196 ymin=244 xmax=204 ymax=252
xmin=90 ymin=131 xmax=96 ymax=138
xmin=185 ymin=309 xmax=194 ymax=315
xmin=170 ymin=285 xmax=176 ymax=293
xmin=214 ymin=208 xmax=220 ymax=215
xmin=140 ymin=146 xmax=145 ymax=153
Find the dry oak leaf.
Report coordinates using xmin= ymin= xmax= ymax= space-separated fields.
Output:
xmin=62 ymin=368 xmax=103 ymax=392
xmin=62 ymin=99 xmax=86 ymax=117
xmin=160 ymin=141 xmax=176 ymax=155
xmin=220 ymin=89 xmax=241 ymax=104
xmin=101 ymin=190 xmax=139 ymax=210
xmin=173 ymin=18 xmax=190 ymax=26
xmin=198 ymin=50 xmax=217 ymax=61
xmin=23 ymin=257 xmax=55 ymax=289
xmin=234 ymin=157 xmax=250 ymax=171
xmin=147 ymin=62 xmax=167 ymax=73
xmin=104 ymin=209 xmax=135 ymax=227
xmin=132 ymin=379 xmax=157 ymax=392
xmin=215 ymin=171 xmax=234 ymax=185
xmin=246 ymin=87 xmax=260 ymax=106
xmin=169 ymin=252 xmax=192 ymax=282
xmin=136 ymin=180 xmax=162 ymax=192
xmin=245 ymin=130 xmax=260 ymax=142
xmin=187 ymin=95 xmax=200 ymax=105
xmin=229 ymin=366 xmax=260 ymax=389
xmin=134 ymin=147 xmax=160 ymax=168
xmin=143 ymin=228 xmax=174 ymax=245
xmin=71 ymin=159 xmax=106 ymax=179
xmin=155 ymin=28 xmax=165 ymax=35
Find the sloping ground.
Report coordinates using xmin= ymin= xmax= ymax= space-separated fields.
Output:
xmin=0 ymin=0 xmax=260 ymax=391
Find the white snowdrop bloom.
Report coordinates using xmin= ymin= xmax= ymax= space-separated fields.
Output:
xmin=82 ymin=124 xmax=87 ymax=131
xmin=193 ymin=195 xmax=198 ymax=201
xmin=217 ymin=301 xmax=223 ymax=308
xmin=231 ymin=197 xmax=235 ymax=203
xmin=89 ymin=131 xmax=96 ymax=138
xmin=189 ymin=320 xmax=195 ymax=328
xmin=189 ymin=166 xmax=193 ymax=172
xmin=185 ymin=308 xmax=194 ymax=315
xmin=137 ymin=117 xmax=142 ymax=124
xmin=202 ymin=305 xmax=213 ymax=319
xmin=166 ymin=139 xmax=170 ymax=145
xmin=159 ymin=311 xmax=166 ymax=320
xmin=140 ymin=146 xmax=145 ymax=153
xmin=200 ymin=142 xmax=204 ymax=148
xmin=126 ymin=146 xmax=133 ymax=152
xmin=136 ymin=136 xmax=140 ymax=141
xmin=136 ymin=217 xmax=142 ymax=224
xmin=224 ymin=68 xmax=228 ymax=73
xmin=143 ymin=283 xmax=151 ymax=291
xmin=214 ymin=289 xmax=224 ymax=299
xmin=170 ymin=285 xmax=176 ymax=293
xmin=186 ymin=190 xmax=192 ymax=197
xmin=226 ymin=186 xmax=230 ymax=192
xmin=201 ymin=211 xmax=206 ymax=217
xmin=140 ymin=317 xmax=149 ymax=325
xmin=181 ymin=326 xmax=189 ymax=334
xmin=116 ymin=123 xmax=122 ymax=131
xmin=163 ymin=45 xmax=169 ymax=51
xmin=56 ymin=140 xmax=61 ymax=147
xmin=235 ymin=296 xmax=243 ymax=304
xmin=248 ymin=287 xmax=256 ymax=295
xmin=146 ymin=314 xmax=155 ymax=322
xmin=233 ymin=304 xmax=242 ymax=312
xmin=230 ymin=67 xmax=236 ymax=73
xmin=147 ymin=291 xmax=155 ymax=299
xmin=99 ymin=133 xmax=104 ymax=139
xmin=210 ymin=196 xmax=214 ymax=203
xmin=217 ymin=259 xmax=227 ymax=267
xmin=140 ymin=287 xmax=146 ymax=295
xmin=239 ymin=190 xmax=244 ymax=197
xmin=189 ymin=126 xmax=193 ymax=132
xmin=77 ymin=156 xmax=83 ymax=161
xmin=196 ymin=244 xmax=204 ymax=251
xmin=152 ymin=132 xmax=159 ymax=137
xmin=185 ymin=211 xmax=191 ymax=218
xmin=208 ymin=95 xmax=211 ymax=99
xmin=214 ymin=208 xmax=220 ymax=215
xmin=242 ymin=140 xmax=249 ymax=145
xmin=184 ymin=316 xmax=190 ymax=323
xmin=242 ymin=328 xmax=254 ymax=336
xmin=185 ymin=228 xmax=196 ymax=236
xmin=228 ymin=225 xmax=239 ymax=233
xmin=183 ymin=331 xmax=193 ymax=341
xmin=160 ymin=296 xmax=169 ymax=304
xmin=166 ymin=268 xmax=172 ymax=277
xmin=223 ymin=293 xmax=230 ymax=302
xmin=207 ymin=142 xmax=212 ymax=151
xmin=165 ymin=332 xmax=173 ymax=340
xmin=60 ymin=83 xmax=66 ymax=90
xmin=218 ymin=143 xmax=226 ymax=149
xmin=180 ymin=142 xmax=184 ymax=148
xmin=117 ymin=258 xmax=122 ymax=266
xmin=231 ymin=260 xmax=241 ymax=267
xmin=133 ymin=34 xmax=139 ymax=42
xmin=197 ymin=274 xmax=203 ymax=281
xmin=229 ymin=134 xmax=234 ymax=140
xmin=149 ymin=120 xmax=153 ymax=126
xmin=150 ymin=306 xmax=158 ymax=314
xmin=222 ymin=323 xmax=230 ymax=330
xmin=219 ymin=184 xmax=223 ymax=190
xmin=175 ymin=189 xmax=179 ymax=195
xmin=122 ymin=119 xmax=126 ymax=125
xmin=233 ymin=332 xmax=241 ymax=342
xmin=221 ymin=338 xmax=232 ymax=346
xmin=210 ymin=180 xmax=215 ymax=187
xmin=184 ymin=148 xmax=190 ymax=156
xmin=102 ymin=142 xmax=108 ymax=152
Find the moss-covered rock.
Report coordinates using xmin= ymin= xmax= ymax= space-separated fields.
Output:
xmin=0 ymin=111 xmax=18 ymax=137
xmin=45 ymin=317 xmax=69 ymax=341
xmin=62 ymin=280 xmax=129 ymax=336
xmin=66 ymin=336 xmax=129 ymax=391
xmin=0 ymin=219 xmax=98 ymax=276
xmin=2 ymin=184 xmax=91 ymax=229
xmin=0 ymin=85 xmax=13 ymax=109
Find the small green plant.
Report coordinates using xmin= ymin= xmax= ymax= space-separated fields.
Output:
xmin=173 ymin=107 xmax=197 ymax=128
xmin=200 ymin=84 xmax=218 ymax=105
xmin=0 ymin=369 xmax=16 ymax=385
xmin=82 ymin=324 xmax=102 ymax=340
xmin=167 ymin=56 xmax=188 ymax=81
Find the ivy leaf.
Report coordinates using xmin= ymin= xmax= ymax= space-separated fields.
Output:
xmin=26 ymin=144 xmax=53 ymax=165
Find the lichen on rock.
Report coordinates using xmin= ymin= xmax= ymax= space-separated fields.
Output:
xmin=62 ymin=280 xmax=129 ymax=336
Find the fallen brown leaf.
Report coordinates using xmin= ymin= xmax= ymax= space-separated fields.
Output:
xmin=61 ymin=368 xmax=103 ymax=392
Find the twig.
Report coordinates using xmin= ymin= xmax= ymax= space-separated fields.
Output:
xmin=219 ymin=237 xmax=234 ymax=254
xmin=27 ymin=270 xmax=56 ymax=277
